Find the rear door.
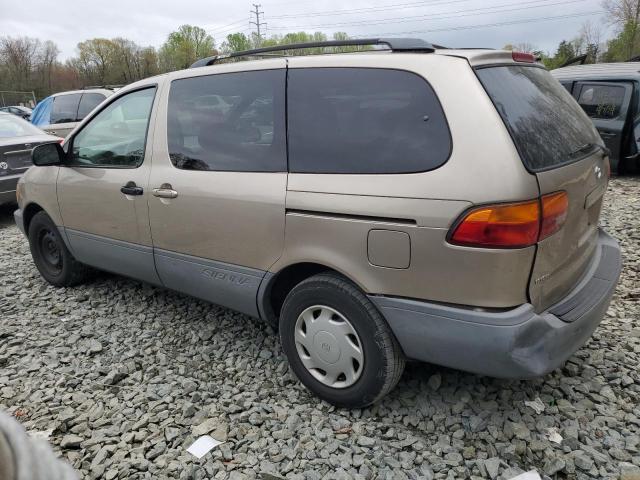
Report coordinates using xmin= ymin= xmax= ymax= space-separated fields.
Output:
xmin=477 ymin=65 xmax=609 ymax=312
xmin=573 ymin=81 xmax=633 ymax=170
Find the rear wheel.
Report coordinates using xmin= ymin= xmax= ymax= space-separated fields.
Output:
xmin=28 ymin=211 xmax=90 ymax=287
xmin=279 ymin=273 xmax=405 ymax=408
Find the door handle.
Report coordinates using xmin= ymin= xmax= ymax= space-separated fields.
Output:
xmin=121 ymin=181 xmax=143 ymax=196
xmin=152 ymin=183 xmax=178 ymax=199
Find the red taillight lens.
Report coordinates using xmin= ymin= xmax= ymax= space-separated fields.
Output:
xmin=450 ymin=192 xmax=569 ymax=248
xmin=540 ymin=191 xmax=568 ymax=240
xmin=512 ymin=51 xmax=535 ymax=63
xmin=450 ymin=200 xmax=540 ymax=248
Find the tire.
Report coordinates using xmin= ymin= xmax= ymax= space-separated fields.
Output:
xmin=27 ymin=211 xmax=90 ymax=287
xmin=279 ymin=273 xmax=405 ymax=408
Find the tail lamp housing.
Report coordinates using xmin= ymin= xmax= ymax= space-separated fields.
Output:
xmin=449 ymin=192 xmax=568 ymax=249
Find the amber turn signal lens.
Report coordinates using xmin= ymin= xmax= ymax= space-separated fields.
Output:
xmin=540 ymin=191 xmax=568 ymax=240
xmin=450 ymin=200 xmax=540 ymax=248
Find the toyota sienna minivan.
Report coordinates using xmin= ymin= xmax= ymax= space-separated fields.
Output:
xmin=14 ymin=39 xmax=621 ymax=407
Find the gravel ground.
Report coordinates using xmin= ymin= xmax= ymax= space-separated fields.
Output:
xmin=0 ymin=177 xmax=639 ymax=480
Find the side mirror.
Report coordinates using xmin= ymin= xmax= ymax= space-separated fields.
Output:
xmin=32 ymin=142 xmax=64 ymax=167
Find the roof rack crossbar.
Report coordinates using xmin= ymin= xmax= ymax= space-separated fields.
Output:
xmin=190 ymin=37 xmax=435 ymax=68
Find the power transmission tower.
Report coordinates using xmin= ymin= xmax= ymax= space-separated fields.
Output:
xmin=250 ymin=4 xmax=266 ymax=46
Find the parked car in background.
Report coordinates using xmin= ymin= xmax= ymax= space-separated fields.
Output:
xmin=552 ymin=62 xmax=640 ymax=174
xmin=0 ymin=106 xmax=32 ymax=120
xmin=0 ymin=112 xmax=60 ymax=205
xmin=15 ymin=39 xmax=621 ymax=407
xmin=30 ymin=88 xmax=114 ymax=138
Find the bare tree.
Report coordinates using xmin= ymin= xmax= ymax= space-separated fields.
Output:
xmin=0 ymin=36 xmax=41 ymax=90
xmin=580 ymin=20 xmax=603 ymax=62
xmin=502 ymin=42 xmax=537 ymax=53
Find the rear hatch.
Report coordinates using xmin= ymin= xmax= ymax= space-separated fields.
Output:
xmin=476 ymin=64 xmax=609 ymax=312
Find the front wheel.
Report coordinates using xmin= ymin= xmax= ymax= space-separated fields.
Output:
xmin=28 ymin=211 xmax=90 ymax=287
xmin=279 ymin=273 xmax=405 ymax=408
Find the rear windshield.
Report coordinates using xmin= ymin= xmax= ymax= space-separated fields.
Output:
xmin=476 ymin=65 xmax=600 ymax=171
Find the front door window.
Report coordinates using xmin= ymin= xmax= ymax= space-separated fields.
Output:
xmin=69 ymin=88 xmax=156 ymax=168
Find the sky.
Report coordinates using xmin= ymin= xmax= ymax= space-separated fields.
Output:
xmin=0 ymin=0 xmax=609 ymax=60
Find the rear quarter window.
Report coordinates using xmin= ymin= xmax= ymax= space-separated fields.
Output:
xmin=287 ymin=68 xmax=451 ymax=174
xmin=77 ymin=93 xmax=107 ymax=120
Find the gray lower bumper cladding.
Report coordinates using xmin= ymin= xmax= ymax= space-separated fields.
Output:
xmin=371 ymin=230 xmax=622 ymax=379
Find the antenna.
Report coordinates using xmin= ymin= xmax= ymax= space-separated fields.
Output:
xmin=250 ymin=4 xmax=266 ymax=46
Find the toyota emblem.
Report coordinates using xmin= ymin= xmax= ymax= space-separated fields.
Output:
xmin=594 ymin=165 xmax=602 ymax=179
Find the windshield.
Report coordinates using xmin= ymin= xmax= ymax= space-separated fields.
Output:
xmin=0 ymin=113 xmax=45 ymax=138
xmin=476 ymin=65 xmax=601 ymax=171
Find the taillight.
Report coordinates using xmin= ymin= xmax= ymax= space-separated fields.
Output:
xmin=540 ymin=191 xmax=568 ymax=240
xmin=450 ymin=192 xmax=568 ymax=248
xmin=512 ymin=51 xmax=535 ymax=63
xmin=450 ymin=200 xmax=540 ymax=248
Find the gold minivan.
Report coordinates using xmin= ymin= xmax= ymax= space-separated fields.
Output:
xmin=14 ymin=39 xmax=621 ymax=407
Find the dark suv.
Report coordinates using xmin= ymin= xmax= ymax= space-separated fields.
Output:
xmin=552 ymin=62 xmax=640 ymax=174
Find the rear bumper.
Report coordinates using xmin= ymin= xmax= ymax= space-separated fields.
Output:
xmin=0 ymin=175 xmax=20 ymax=205
xmin=370 ymin=229 xmax=621 ymax=378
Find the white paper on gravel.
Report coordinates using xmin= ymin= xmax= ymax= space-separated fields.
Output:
xmin=509 ymin=471 xmax=542 ymax=480
xmin=186 ymin=435 xmax=224 ymax=459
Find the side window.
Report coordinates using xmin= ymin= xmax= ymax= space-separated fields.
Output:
xmin=577 ymin=83 xmax=627 ymax=119
xmin=167 ymin=69 xmax=286 ymax=172
xmin=288 ymin=68 xmax=451 ymax=174
xmin=69 ymin=87 xmax=156 ymax=168
xmin=51 ymin=93 xmax=82 ymax=124
xmin=77 ymin=93 xmax=107 ymax=120
xmin=560 ymin=81 xmax=573 ymax=93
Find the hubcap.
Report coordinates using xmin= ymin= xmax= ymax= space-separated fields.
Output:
xmin=294 ymin=305 xmax=364 ymax=389
xmin=39 ymin=229 xmax=62 ymax=273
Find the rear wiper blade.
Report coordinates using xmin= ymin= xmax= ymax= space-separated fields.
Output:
xmin=569 ymin=143 xmax=610 ymax=158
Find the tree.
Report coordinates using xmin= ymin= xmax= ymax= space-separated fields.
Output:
xmin=73 ymin=38 xmax=116 ymax=85
xmin=0 ymin=36 xmax=41 ymax=91
xmin=580 ymin=20 xmax=603 ymax=62
xmin=602 ymin=0 xmax=640 ymax=59
xmin=159 ymin=25 xmax=215 ymax=71
xmin=221 ymin=33 xmax=252 ymax=54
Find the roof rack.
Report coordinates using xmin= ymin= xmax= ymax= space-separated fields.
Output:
xmin=190 ymin=37 xmax=436 ymax=68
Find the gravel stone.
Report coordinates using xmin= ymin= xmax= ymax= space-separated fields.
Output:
xmin=60 ymin=434 xmax=84 ymax=449
xmin=0 ymin=177 xmax=638 ymax=479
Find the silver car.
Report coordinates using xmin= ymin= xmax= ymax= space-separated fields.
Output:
xmin=0 ymin=112 xmax=60 ymax=205
xmin=30 ymin=88 xmax=114 ymax=138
